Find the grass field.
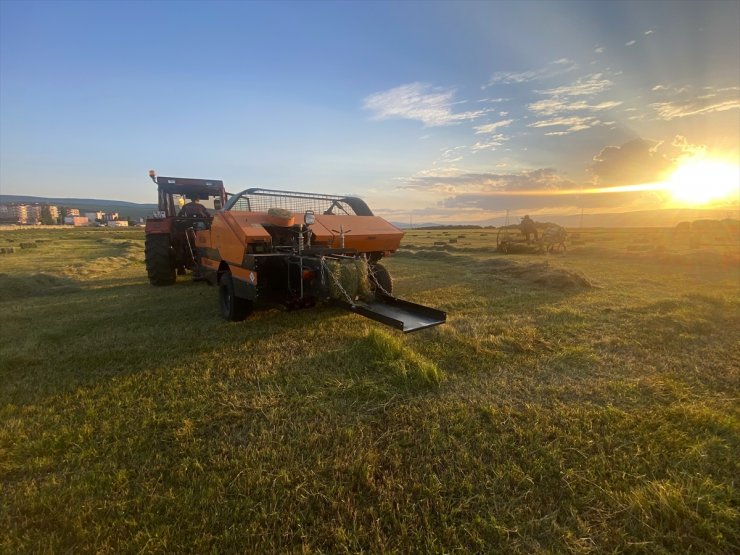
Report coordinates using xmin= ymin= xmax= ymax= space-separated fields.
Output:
xmin=1 ymin=225 xmax=738 ymax=553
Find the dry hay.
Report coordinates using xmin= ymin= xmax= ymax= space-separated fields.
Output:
xmin=20 ymin=242 xmax=38 ymax=249
xmin=448 ymin=238 xmax=458 ymax=243
xmin=396 ymin=250 xmax=457 ymax=261
xmin=568 ymin=246 xmax=740 ymax=267
xmin=0 ymin=272 xmax=81 ymax=300
xmin=267 ymin=207 xmax=293 ymax=219
xmin=61 ymin=239 xmax=145 ymax=279
xmin=481 ymin=259 xmax=594 ymax=290
xmin=324 ymin=258 xmax=373 ymax=302
xmin=0 ymin=247 xmax=16 ymax=254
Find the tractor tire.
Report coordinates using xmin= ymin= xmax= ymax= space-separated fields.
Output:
xmin=219 ymin=273 xmax=253 ymax=321
xmin=145 ymin=234 xmax=176 ymax=286
xmin=370 ymin=263 xmax=393 ymax=296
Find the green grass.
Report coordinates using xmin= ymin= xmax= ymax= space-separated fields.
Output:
xmin=1 ymin=227 xmax=738 ymax=553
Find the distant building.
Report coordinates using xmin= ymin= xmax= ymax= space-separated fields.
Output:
xmin=85 ymin=211 xmax=104 ymax=222
xmin=107 ymin=220 xmax=129 ymax=227
xmin=64 ymin=215 xmax=89 ymax=226
xmin=0 ymin=203 xmax=60 ymax=224
xmin=105 ymin=212 xmax=119 ymax=221
xmin=0 ymin=204 xmax=17 ymax=223
xmin=0 ymin=203 xmax=31 ymax=223
xmin=66 ymin=208 xmax=80 ymax=216
xmin=26 ymin=204 xmax=42 ymax=222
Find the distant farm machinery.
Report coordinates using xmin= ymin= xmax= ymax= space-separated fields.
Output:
xmin=496 ymin=223 xmax=568 ymax=254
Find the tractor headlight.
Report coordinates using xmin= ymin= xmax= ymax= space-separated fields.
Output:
xmin=304 ymin=210 xmax=315 ymax=226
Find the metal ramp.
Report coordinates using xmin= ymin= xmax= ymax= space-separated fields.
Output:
xmin=338 ymin=293 xmax=446 ymax=333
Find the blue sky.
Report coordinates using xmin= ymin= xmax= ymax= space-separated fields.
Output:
xmin=1 ymin=0 xmax=738 ymax=223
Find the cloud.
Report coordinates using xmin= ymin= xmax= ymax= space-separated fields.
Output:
xmin=471 ymin=135 xmax=508 ymax=152
xmin=626 ymin=40 xmax=637 ymax=46
xmin=594 ymin=46 xmax=605 ymax=54
xmin=644 ymin=29 xmax=655 ymax=35
xmin=536 ymin=73 xmax=613 ymax=97
xmin=363 ymin=83 xmax=490 ymax=126
xmin=473 ymin=119 xmax=514 ymax=134
xmin=486 ymin=58 xmax=578 ymax=86
xmin=529 ymin=98 xmax=622 ymax=116
xmin=528 ymin=115 xmax=603 ymax=133
xmin=650 ymin=86 xmax=740 ymax=120
xmin=591 ymin=138 xmax=675 ymax=186
xmin=402 ymin=168 xmax=574 ymax=194
xmin=422 ymin=169 xmax=637 ymax=211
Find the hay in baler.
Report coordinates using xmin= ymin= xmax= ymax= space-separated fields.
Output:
xmin=324 ymin=258 xmax=374 ymax=302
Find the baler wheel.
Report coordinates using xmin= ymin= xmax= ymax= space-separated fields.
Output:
xmin=370 ymin=263 xmax=393 ymax=296
xmin=145 ymin=234 xmax=176 ymax=286
xmin=219 ymin=273 xmax=253 ymax=321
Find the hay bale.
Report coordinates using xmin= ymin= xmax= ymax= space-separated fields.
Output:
xmin=0 ymin=247 xmax=16 ymax=254
xmin=20 ymin=242 xmax=38 ymax=249
xmin=325 ymin=258 xmax=373 ymax=302
xmin=433 ymin=241 xmax=446 ymax=246
xmin=267 ymin=207 xmax=292 ymax=219
xmin=448 ymin=239 xmax=458 ymax=243
xmin=458 ymin=235 xmax=466 ymax=238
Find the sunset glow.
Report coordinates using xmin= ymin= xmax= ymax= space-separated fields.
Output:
xmin=665 ymin=158 xmax=739 ymax=206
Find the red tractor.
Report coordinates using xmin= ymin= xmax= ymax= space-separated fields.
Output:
xmin=144 ymin=171 xmax=226 ymax=285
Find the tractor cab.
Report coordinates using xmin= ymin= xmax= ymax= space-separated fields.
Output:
xmin=149 ymin=170 xmax=226 ymax=219
xmin=144 ymin=171 xmax=228 ymax=285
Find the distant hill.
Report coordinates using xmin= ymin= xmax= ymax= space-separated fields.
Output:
xmin=392 ymin=207 xmax=739 ymax=229
xmin=0 ymin=195 xmax=157 ymax=220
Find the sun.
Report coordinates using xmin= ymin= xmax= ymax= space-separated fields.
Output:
xmin=666 ymin=157 xmax=739 ymax=205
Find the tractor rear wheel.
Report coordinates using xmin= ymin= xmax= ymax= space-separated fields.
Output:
xmin=370 ymin=263 xmax=393 ymax=296
xmin=145 ymin=234 xmax=176 ymax=286
xmin=219 ymin=273 xmax=253 ymax=321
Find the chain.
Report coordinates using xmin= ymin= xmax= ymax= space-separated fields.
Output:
xmin=321 ymin=257 xmax=356 ymax=306
xmin=368 ymin=260 xmax=391 ymax=296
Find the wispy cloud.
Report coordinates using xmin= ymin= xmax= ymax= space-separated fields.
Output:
xmin=528 ymin=115 xmax=602 ymax=134
xmin=473 ymin=119 xmax=514 ymax=134
xmin=471 ymin=135 xmax=508 ymax=152
xmin=594 ymin=46 xmax=605 ymax=54
xmin=526 ymin=72 xmax=619 ymax=131
xmin=650 ymin=86 xmax=740 ymax=120
xmin=537 ymin=73 xmax=613 ymax=97
xmin=485 ymin=58 xmax=578 ymax=86
xmin=644 ymin=29 xmax=655 ymax=35
xmin=529 ymin=98 xmax=622 ymax=116
xmin=402 ymin=168 xmax=573 ymax=194
xmin=626 ymin=40 xmax=637 ymax=46
xmin=363 ymin=83 xmax=490 ymax=126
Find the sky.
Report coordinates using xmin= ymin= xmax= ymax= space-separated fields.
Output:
xmin=1 ymin=0 xmax=738 ymax=223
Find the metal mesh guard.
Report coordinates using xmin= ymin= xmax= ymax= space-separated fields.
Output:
xmin=229 ymin=190 xmax=357 ymax=216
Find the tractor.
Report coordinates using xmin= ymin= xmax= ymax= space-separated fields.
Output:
xmin=144 ymin=172 xmax=446 ymax=332
xmin=144 ymin=171 xmax=226 ymax=285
